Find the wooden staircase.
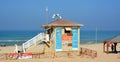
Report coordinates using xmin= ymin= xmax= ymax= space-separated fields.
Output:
xmin=22 ymin=33 xmax=49 ymax=52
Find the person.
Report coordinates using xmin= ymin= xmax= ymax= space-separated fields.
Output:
xmin=111 ymin=44 xmax=114 ymax=52
xmin=18 ymin=51 xmax=22 ymax=59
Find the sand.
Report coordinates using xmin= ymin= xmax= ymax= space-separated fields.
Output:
xmin=0 ymin=43 xmax=120 ymax=62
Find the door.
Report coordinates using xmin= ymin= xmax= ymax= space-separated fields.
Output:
xmin=56 ymin=27 xmax=62 ymax=51
xmin=72 ymin=27 xmax=78 ymax=50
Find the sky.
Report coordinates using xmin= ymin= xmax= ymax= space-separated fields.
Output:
xmin=0 ymin=0 xmax=120 ymax=31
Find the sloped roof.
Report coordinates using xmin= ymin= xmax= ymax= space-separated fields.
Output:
xmin=42 ymin=19 xmax=84 ymax=28
xmin=105 ymin=35 xmax=120 ymax=42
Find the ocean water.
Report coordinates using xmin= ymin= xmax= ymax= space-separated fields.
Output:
xmin=80 ymin=30 xmax=120 ymax=44
xmin=0 ymin=30 xmax=120 ymax=46
xmin=0 ymin=30 xmax=44 ymax=46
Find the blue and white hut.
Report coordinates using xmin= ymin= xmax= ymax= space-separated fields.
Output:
xmin=42 ymin=19 xmax=84 ymax=53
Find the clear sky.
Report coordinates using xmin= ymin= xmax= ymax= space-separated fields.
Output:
xmin=0 ymin=0 xmax=120 ymax=31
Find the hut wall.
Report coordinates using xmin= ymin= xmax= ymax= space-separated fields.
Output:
xmin=50 ymin=27 xmax=56 ymax=52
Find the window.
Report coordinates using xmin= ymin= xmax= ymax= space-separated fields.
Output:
xmin=64 ymin=27 xmax=72 ymax=34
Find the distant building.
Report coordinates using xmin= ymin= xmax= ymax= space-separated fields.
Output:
xmin=103 ymin=35 xmax=120 ymax=54
xmin=42 ymin=19 xmax=84 ymax=52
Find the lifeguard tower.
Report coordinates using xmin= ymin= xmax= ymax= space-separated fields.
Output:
xmin=42 ymin=14 xmax=84 ymax=53
xmin=22 ymin=14 xmax=84 ymax=57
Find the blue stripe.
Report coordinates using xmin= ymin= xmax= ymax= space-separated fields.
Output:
xmin=56 ymin=27 xmax=62 ymax=51
xmin=72 ymin=27 xmax=78 ymax=50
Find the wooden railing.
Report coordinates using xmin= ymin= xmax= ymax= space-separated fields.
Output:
xmin=79 ymin=47 xmax=97 ymax=58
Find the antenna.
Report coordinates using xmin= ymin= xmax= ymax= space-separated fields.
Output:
xmin=46 ymin=6 xmax=48 ymax=24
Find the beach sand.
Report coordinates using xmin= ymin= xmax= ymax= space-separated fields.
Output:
xmin=0 ymin=43 xmax=120 ymax=62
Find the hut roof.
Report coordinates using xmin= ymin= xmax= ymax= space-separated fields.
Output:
xmin=42 ymin=19 xmax=84 ymax=28
xmin=105 ymin=35 xmax=120 ymax=43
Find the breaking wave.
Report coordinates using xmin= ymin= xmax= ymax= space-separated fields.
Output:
xmin=0 ymin=40 xmax=28 ymax=42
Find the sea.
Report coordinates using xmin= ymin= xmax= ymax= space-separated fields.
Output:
xmin=0 ymin=30 xmax=120 ymax=46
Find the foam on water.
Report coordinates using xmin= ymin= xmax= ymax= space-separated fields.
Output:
xmin=0 ymin=40 xmax=27 ymax=42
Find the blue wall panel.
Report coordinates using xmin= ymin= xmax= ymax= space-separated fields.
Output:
xmin=72 ymin=27 xmax=78 ymax=50
xmin=56 ymin=27 xmax=62 ymax=51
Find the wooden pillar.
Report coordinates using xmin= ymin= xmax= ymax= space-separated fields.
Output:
xmin=38 ymin=53 xmax=40 ymax=58
xmin=4 ymin=53 xmax=8 ymax=60
xmin=103 ymin=43 xmax=105 ymax=53
xmin=53 ymin=52 xmax=56 ymax=58
xmin=106 ymin=43 xmax=109 ymax=54
xmin=103 ymin=42 xmax=107 ymax=53
xmin=114 ymin=43 xmax=117 ymax=53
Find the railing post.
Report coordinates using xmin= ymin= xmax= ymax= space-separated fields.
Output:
xmin=40 ymin=33 xmax=42 ymax=39
xmin=14 ymin=44 xmax=18 ymax=53
xmin=46 ymin=34 xmax=49 ymax=41
xmin=35 ymin=37 xmax=37 ymax=46
xmin=22 ymin=43 xmax=25 ymax=53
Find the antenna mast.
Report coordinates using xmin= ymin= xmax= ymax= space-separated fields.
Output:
xmin=46 ymin=6 xmax=48 ymax=24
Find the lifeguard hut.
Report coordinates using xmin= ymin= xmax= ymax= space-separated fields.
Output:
xmin=42 ymin=14 xmax=84 ymax=53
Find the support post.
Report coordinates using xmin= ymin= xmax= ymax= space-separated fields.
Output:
xmin=22 ymin=43 xmax=25 ymax=53
xmin=106 ymin=43 xmax=109 ymax=54
xmin=103 ymin=42 xmax=105 ymax=53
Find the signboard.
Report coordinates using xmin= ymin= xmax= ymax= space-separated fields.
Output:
xmin=20 ymin=52 xmax=32 ymax=59
xmin=10 ymin=52 xmax=32 ymax=59
xmin=62 ymin=34 xmax=72 ymax=41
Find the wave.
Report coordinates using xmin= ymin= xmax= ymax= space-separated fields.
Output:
xmin=0 ymin=40 xmax=28 ymax=42
xmin=86 ymin=41 xmax=94 ymax=44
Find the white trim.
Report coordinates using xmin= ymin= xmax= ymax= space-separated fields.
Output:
xmin=56 ymin=49 xmax=62 ymax=51
xmin=72 ymin=48 xmax=78 ymax=50
xmin=78 ymin=27 xmax=80 ymax=51
xmin=65 ymin=27 xmax=71 ymax=31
